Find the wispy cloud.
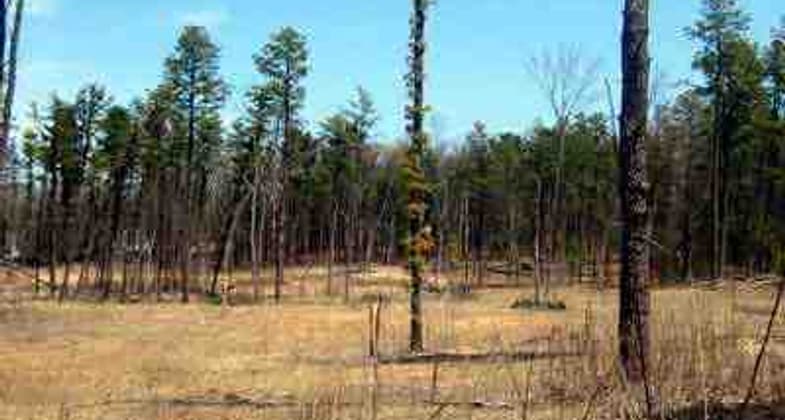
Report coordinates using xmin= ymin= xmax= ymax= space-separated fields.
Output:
xmin=22 ymin=59 xmax=87 ymax=79
xmin=28 ymin=0 xmax=58 ymax=18
xmin=178 ymin=8 xmax=230 ymax=29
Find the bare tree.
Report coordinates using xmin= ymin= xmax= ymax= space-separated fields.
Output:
xmin=527 ymin=45 xmax=599 ymax=282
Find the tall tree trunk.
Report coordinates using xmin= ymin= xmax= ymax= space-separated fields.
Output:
xmin=406 ymin=0 xmax=430 ymax=354
xmin=275 ymin=76 xmax=293 ymax=304
xmin=0 ymin=1 xmax=6 ymax=167
xmin=619 ymin=0 xmax=652 ymax=399
xmin=181 ymin=70 xmax=197 ymax=304
xmin=1 ymin=0 xmax=23 ymax=162
xmin=711 ymin=40 xmax=725 ymax=280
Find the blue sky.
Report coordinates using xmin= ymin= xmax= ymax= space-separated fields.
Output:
xmin=18 ymin=0 xmax=782 ymax=143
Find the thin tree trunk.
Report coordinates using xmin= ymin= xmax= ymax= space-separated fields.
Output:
xmin=212 ymin=191 xmax=251 ymax=296
xmin=720 ymin=174 xmax=730 ymax=280
xmin=711 ymin=40 xmax=725 ymax=281
xmin=181 ymin=68 xmax=198 ymax=304
xmin=436 ymin=182 xmax=448 ymax=283
xmin=57 ymin=181 xmax=76 ymax=303
xmin=534 ymin=178 xmax=543 ymax=304
xmin=327 ymin=200 xmax=337 ymax=296
xmin=680 ymin=124 xmax=694 ymax=283
xmin=274 ymin=185 xmax=285 ymax=303
xmin=120 ymin=233 xmax=130 ymax=302
xmin=554 ymin=118 xmax=568 ymax=265
xmin=251 ymin=168 xmax=261 ymax=302
xmin=463 ymin=195 xmax=470 ymax=287
xmin=344 ymin=203 xmax=354 ymax=302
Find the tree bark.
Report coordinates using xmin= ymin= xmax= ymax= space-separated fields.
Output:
xmin=619 ymin=0 xmax=652 ymax=398
xmin=0 ymin=1 xmax=7 ymax=166
xmin=406 ymin=0 xmax=430 ymax=354
xmin=1 ymin=0 xmax=24 ymax=159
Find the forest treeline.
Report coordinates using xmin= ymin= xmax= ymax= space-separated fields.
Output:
xmin=0 ymin=0 xmax=783 ymax=305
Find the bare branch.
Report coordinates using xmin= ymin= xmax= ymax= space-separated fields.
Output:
xmin=526 ymin=45 xmax=601 ymax=123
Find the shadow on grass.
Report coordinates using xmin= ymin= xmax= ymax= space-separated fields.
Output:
xmin=664 ymin=401 xmax=785 ymax=420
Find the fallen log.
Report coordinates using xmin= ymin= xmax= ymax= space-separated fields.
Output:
xmin=377 ymin=349 xmax=581 ymax=365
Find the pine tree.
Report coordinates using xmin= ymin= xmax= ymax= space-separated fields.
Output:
xmin=466 ymin=122 xmax=490 ymax=287
xmin=41 ymin=97 xmax=78 ymax=298
xmin=254 ymin=27 xmax=309 ymax=303
xmin=95 ymin=105 xmax=137 ymax=300
xmin=67 ymin=84 xmax=110 ymax=300
xmin=688 ymin=0 xmax=754 ymax=279
xmin=163 ymin=26 xmax=227 ymax=302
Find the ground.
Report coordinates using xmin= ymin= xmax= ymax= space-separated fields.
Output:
xmin=0 ymin=265 xmax=783 ymax=419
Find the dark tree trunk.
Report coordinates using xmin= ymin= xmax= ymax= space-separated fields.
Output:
xmin=344 ymin=199 xmax=355 ymax=302
xmin=57 ymin=180 xmax=75 ymax=302
xmin=0 ymin=1 xmax=6 ymax=166
xmin=181 ymin=69 xmax=197 ymax=304
xmin=619 ymin=0 xmax=652 ymax=396
xmin=45 ymin=138 xmax=61 ymax=298
xmin=710 ymin=39 xmax=726 ymax=281
xmin=250 ymin=167 xmax=262 ymax=302
xmin=103 ymin=132 xmax=137 ymax=301
xmin=2 ymin=0 xmax=23 ymax=155
xmin=275 ymin=73 xmax=294 ymax=304
xmin=406 ymin=0 xmax=429 ymax=354
xmin=534 ymin=178 xmax=544 ymax=304
xmin=274 ymin=189 xmax=285 ymax=303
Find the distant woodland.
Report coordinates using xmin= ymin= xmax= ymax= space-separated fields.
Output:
xmin=0 ymin=1 xmax=782 ymax=297
xmin=0 ymin=1 xmax=783 ymax=391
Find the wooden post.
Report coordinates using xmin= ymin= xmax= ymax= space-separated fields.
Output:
xmin=429 ymin=360 xmax=440 ymax=403
xmin=368 ymin=302 xmax=376 ymax=358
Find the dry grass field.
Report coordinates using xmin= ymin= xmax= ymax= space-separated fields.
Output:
xmin=0 ymin=266 xmax=783 ymax=419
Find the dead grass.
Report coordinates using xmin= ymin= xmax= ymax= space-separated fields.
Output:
xmin=0 ymin=265 xmax=783 ymax=419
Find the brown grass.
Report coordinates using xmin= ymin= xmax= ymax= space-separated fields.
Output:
xmin=0 ymin=265 xmax=783 ymax=419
